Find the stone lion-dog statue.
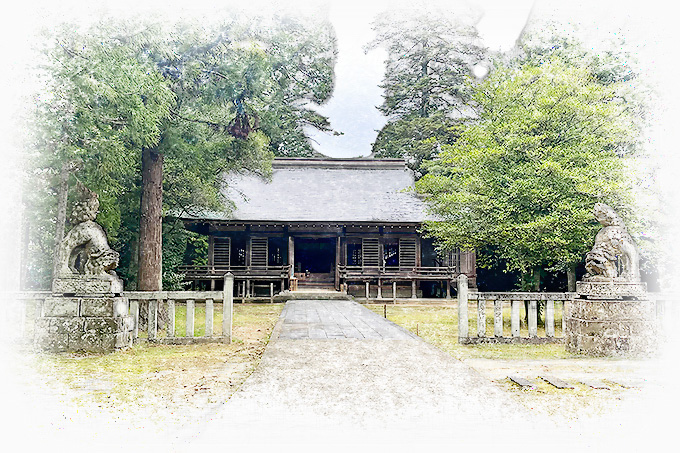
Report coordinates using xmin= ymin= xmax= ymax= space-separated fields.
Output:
xmin=55 ymin=183 xmax=120 ymax=279
xmin=584 ymin=203 xmax=640 ymax=282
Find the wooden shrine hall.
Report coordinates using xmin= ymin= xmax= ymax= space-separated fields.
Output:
xmin=177 ymin=157 xmax=476 ymax=299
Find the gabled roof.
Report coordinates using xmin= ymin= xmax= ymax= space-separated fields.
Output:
xmin=180 ymin=158 xmax=432 ymax=224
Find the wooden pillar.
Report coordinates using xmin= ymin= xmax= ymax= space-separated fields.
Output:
xmin=288 ymin=236 xmax=295 ymax=278
xmin=208 ymin=235 xmax=215 ymax=268
xmin=270 ymin=282 xmax=274 ymax=303
xmin=223 ymin=273 xmax=233 ymax=342
xmin=446 ymin=280 xmax=451 ymax=299
xmin=457 ymin=274 xmax=468 ymax=339
xmin=335 ymin=236 xmax=341 ymax=291
xmin=246 ymin=237 xmax=252 ymax=268
xmin=392 ymin=281 xmax=397 ymax=303
xmin=365 ymin=281 xmax=370 ymax=299
xmin=377 ymin=278 xmax=382 ymax=299
xmin=210 ymin=278 xmax=216 ymax=291
xmin=411 ymin=280 xmax=417 ymax=299
xmin=415 ymin=236 xmax=422 ymax=267
xmin=246 ymin=279 xmax=251 ymax=298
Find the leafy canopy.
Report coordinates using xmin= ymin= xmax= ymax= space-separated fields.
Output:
xmin=23 ymin=13 xmax=337 ymax=289
xmin=417 ymin=57 xmax=639 ymax=273
xmin=367 ymin=6 xmax=485 ymax=172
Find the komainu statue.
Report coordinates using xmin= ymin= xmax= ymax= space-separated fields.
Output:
xmin=55 ymin=183 xmax=120 ymax=279
xmin=584 ymin=203 xmax=640 ymax=282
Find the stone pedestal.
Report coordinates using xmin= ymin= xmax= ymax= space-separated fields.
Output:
xmin=35 ymin=277 xmax=133 ymax=353
xmin=565 ymin=281 xmax=656 ymax=356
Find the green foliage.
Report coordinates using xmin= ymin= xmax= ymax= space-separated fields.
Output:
xmin=24 ymin=13 xmax=336 ymax=289
xmin=367 ymin=7 xmax=485 ymax=119
xmin=417 ymin=57 xmax=639 ymax=274
xmin=367 ymin=6 xmax=484 ymax=171
xmin=372 ymin=114 xmax=464 ymax=178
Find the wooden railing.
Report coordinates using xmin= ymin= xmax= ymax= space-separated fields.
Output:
xmin=339 ymin=265 xmax=459 ymax=280
xmin=178 ymin=264 xmax=291 ymax=280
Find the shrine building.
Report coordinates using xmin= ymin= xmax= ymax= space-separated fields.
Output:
xmin=177 ymin=157 xmax=476 ymax=299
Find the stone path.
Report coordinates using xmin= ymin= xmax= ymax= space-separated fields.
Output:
xmin=279 ymin=299 xmax=417 ymax=340
xmin=186 ymin=300 xmax=557 ymax=447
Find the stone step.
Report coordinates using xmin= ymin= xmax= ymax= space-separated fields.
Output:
xmin=508 ymin=376 xmax=535 ymax=389
xmin=273 ymin=291 xmax=352 ymax=301
xmin=540 ymin=375 xmax=574 ymax=389
xmin=580 ymin=379 xmax=610 ymax=390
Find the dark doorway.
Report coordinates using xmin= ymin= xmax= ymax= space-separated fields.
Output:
xmin=294 ymin=237 xmax=335 ymax=273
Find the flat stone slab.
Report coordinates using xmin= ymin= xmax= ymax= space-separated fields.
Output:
xmin=278 ymin=300 xmax=418 ymax=340
xmin=580 ymin=379 xmax=611 ymax=390
xmin=540 ymin=375 xmax=574 ymax=389
xmin=508 ymin=376 xmax=535 ymax=389
xmin=609 ymin=378 xmax=645 ymax=388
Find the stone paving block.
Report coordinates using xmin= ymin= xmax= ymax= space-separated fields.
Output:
xmin=278 ymin=300 xmax=418 ymax=340
xmin=608 ymin=378 xmax=644 ymax=388
xmin=508 ymin=376 xmax=535 ymax=389
xmin=540 ymin=375 xmax=574 ymax=389
xmin=580 ymin=379 xmax=610 ymax=389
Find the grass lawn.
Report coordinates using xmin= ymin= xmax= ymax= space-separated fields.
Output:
xmin=30 ymin=303 xmax=283 ymax=425
xmin=366 ymin=303 xmax=648 ymax=420
xmin=366 ymin=302 xmax=575 ymax=360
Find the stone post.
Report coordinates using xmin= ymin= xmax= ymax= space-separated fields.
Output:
xmin=511 ymin=300 xmax=520 ymax=338
xmin=494 ymin=300 xmax=503 ymax=337
xmin=457 ymin=274 xmax=468 ymax=340
xmin=205 ymin=298 xmax=214 ymax=337
xmin=223 ymin=273 xmax=234 ymax=343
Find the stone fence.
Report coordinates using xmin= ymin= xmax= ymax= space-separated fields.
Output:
xmin=456 ymin=274 xmax=678 ymax=345
xmin=2 ymin=274 xmax=235 ymax=346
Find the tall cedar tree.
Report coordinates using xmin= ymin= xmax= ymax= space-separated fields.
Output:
xmin=28 ymin=15 xmax=336 ymax=290
xmin=366 ymin=7 xmax=485 ymax=174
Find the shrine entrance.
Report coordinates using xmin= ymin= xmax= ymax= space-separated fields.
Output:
xmin=294 ymin=237 xmax=335 ymax=288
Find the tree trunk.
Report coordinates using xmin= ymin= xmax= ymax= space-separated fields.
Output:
xmin=567 ymin=264 xmax=576 ymax=292
xmin=52 ymin=160 xmax=71 ymax=277
xmin=532 ymin=267 xmax=541 ymax=292
xmin=138 ymin=146 xmax=163 ymax=291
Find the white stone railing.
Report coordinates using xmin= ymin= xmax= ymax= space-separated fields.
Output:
xmin=126 ymin=274 xmax=234 ymax=344
xmin=457 ymin=274 xmax=573 ymax=344
xmin=0 ymin=274 xmax=235 ymax=345
xmin=0 ymin=290 xmax=51 ymax=341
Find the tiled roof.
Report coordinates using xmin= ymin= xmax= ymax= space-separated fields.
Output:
xmin=180 ymin=158 xmax=432 ymax=223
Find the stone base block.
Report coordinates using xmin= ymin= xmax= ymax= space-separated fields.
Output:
xmin=34 ymin=295 xmax=133 ymax=353
xmin=565 ymin=298 xmax=656 ymax=356
xmin=576 ymin=280 xmax=647 ymax=299
xmin=52 ymin=275 xmax=124 ymax=295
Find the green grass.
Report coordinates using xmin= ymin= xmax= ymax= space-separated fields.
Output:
xmin=367 ymin=303 xmax=576 ymax=360
xmin=32 ymin=303 xmax=284 ymax=413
